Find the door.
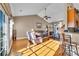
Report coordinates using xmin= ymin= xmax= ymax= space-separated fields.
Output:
xmin=0 ymin=10 xmax=5 ymax=56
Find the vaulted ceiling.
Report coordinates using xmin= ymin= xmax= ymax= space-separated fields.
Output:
xmin=38 ymin=3 xmax=67 ymax=23
xmin=9 ymin=3 xmax=79 ymax=23
xmin=10 ymin=3 xmax=50 ymax=16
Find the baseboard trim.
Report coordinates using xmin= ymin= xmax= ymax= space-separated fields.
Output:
xmin=16 ymin=37 xmax=27 ymax=40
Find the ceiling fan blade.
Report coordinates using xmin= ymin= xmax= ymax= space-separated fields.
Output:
xmin=48 ymin=17 xmax=51 ymax=18
xmin=44 ymin=15 xmax=47 ymax=17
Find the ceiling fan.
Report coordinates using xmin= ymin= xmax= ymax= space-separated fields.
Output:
xmin=43 ymin=8 xmax=51 ymax=20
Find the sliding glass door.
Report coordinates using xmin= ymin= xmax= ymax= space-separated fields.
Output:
xmin=0 ymin=10 xmax=5 ymax=56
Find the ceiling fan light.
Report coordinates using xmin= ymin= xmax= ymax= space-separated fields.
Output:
xmin=44 ymin=17 xmax=47 ymax=20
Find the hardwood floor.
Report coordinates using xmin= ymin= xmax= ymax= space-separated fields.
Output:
xmin=10 ymin=39 xmax=30 ymax=55
xmin=10 ymin=38 xmax=64 ymax=56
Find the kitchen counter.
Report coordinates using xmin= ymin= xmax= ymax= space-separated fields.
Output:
xmin=65 ymin=32 xmax=79 ymax=43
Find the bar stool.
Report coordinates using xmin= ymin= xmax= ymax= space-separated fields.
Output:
xmin=63 ymin=34 xmax=79 ymax=56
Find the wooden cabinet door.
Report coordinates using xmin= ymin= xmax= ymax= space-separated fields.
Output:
xmin=67 ymin=7 xmax=76 ymax=27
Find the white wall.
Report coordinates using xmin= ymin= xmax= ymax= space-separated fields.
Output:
xmin=9 ymin=19 xmax=14 ymax=53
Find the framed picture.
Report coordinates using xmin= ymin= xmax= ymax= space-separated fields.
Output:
xmin=36 ymin=22 xmax=42 ymax=28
